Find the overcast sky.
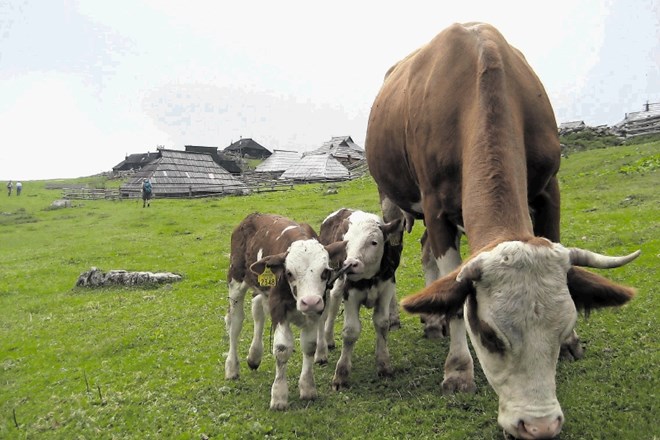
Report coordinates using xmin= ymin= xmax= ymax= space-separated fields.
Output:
xmin=1 ymin=0 xmax=658 ymax=181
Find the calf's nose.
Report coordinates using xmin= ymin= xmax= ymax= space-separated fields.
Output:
xmin=300 ymin=295 xmax=324 ymax=313
xmin=344 ymin=257 xmax=364 ymax=274
xmin=517 ymin=416 xmax=562 ymax=439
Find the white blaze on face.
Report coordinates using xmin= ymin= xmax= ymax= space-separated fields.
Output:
xmin=284 ymin=239 xmax=331 ymax=314
xmin=463 ymin=241 xmax=576 ymax=439
xmin=342 ymin=211 xmax=386 ymax=280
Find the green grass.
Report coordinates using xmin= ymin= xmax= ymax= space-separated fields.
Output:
xmin=0 ymin=142 xmax=658 ymax=439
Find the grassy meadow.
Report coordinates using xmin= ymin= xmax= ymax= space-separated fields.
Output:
xmin=0 ymin=142 xmax=658 ymax=439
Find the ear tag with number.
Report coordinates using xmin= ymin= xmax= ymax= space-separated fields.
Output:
xmin=258 ymin=267 xmax=276 ymax=287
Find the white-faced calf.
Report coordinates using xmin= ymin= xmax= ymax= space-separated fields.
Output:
xmin=225 ymin=213 xmax=345 ymax=410
xmin=317 ymin=208 xmax=402 ymax=390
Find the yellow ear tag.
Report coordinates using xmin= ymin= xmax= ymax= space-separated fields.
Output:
xmin=258 ymin=267 xmax=276 ymax=287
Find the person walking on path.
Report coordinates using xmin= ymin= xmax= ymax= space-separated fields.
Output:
xmin=141 ymin=178 xmax=153 ymax=208
xmin=6 ymin=180 xmax=12 ymax=196
xmin=16 ymin=181 xmax=22 ymax=196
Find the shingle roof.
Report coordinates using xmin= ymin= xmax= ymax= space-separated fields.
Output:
xmin=112 ymin=152 xmax=160 ymax=171
xmin=120 ymin=149 xmax=247 ymax=197
xmin=254 ymin=150 xmax=302 ymax=173
xmin=279 ymin=154 xmax=350 ymax=181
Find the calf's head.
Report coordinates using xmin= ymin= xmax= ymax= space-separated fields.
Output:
xmin=402 ymin=238 xmax=639 ymax=439
xmin=250 ymin=239 xmax=346 ymax=315
xmin=341 ymin=212 xmax=401 ymax=280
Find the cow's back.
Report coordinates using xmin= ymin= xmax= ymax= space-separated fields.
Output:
xmin=366 ymin=22 xmax=560 ymax=227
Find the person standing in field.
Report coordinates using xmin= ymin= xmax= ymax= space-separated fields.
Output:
xmin=142 ymin=178 xmax=153 ymax=208
xmin=6 ymin=180 xmax=12 ymax=196
xmin=16 ymin=181 xmax=22 ymax=196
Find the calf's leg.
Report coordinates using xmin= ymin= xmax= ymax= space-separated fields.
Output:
xmin=300 ymin=320 xmax=320 ymax=400
xmin=315 ymin=280 xmax=343 ymax=364
xmin=271 ymin=321 xmax=294 ymax=410
xmin=332 ymin=290 xmax=364 ymax=390
xmin=373 ymin=281 xmax=395 ymax=376
xmin=247 ymin=293 xmax=268 ymax=369
xmin=225 ymin=279 xmax=248 ymax=379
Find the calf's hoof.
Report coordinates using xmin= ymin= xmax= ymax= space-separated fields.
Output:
xmin=270 ymin=401 xmax=288 ymax=411
xmin=300 ymin=389 xmax=318 ymax=401
xmin=389 ymin=319 xmax=401 ymax=331
xmin=559 ymin=334 xmax=584 ymax=361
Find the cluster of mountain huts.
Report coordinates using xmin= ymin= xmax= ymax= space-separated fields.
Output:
xmin=115 ymin=136 xmax=367 ymax=199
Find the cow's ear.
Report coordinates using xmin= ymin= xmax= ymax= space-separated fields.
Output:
xmin=380 ymin=218 xmax=403 ymax=245
xmin=567 ymin=267 xmax=636 ymax=314
xmin=401 ymin=268 xmax=474 ymax=316
xmin=325 ymin=240 xmax=347 ymax=265
xmin=250 ymin=252 xmax=287 ymax=276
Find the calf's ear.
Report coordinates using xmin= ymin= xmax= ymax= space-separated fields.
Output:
xmin=250 ymin=252 xmax=288 ymax=276
xmin=401 ymin=268 xmax=474 ymax=316
xmin=325 ymin=240 xmax=347 ymax=265
xmin=567 ymin=267 xmax=636 ymax=314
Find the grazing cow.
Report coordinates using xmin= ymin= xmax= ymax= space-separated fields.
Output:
xmin=316 ymin=208 xmax=402 ymax=389
xmin=224 ymin=213 xmax=345 ymax=410
xmin=365 ymin=22 xmax=640 ymax=439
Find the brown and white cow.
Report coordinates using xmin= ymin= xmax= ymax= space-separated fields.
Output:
xmin=365 ymin=22 xmax=640 ymax=439
xmin=316 ymin=208 xmax=402 ymax=389
xmin=225 ymin=213 xmax=345 ymax=410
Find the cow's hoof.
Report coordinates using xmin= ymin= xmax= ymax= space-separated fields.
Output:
xmin=389 ymin=319 xmax=401 ymax=331
xmin=247 ymin=360 xmax=261 ymax=370
xmin=314 ymin=358 xmax=328 ymax=366
xmin=441 ymin=377 xmax=476 ymax=394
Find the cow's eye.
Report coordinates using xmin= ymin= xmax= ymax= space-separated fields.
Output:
xmin=286 ymin=270 xmax=294 ymax=280
xmin=321 ymin=269 xmax=330 ymax=281
xmin=371 ymin=240 xmax=378 ymax=246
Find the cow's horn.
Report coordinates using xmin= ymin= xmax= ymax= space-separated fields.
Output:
xmin=568 ymin=248 xmax=641 ymax=268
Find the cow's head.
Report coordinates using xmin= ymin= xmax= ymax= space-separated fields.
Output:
xmin=401 ymin=238 xmax=639 ymax=439
xmin=250 ymin=239 xmax=346 ymax=315
xmin=341 ymin=212 xmax=402 ymax=281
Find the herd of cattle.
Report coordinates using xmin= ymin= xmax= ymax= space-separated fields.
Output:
xmin=223 ymin=22 xmax=641 ymax=440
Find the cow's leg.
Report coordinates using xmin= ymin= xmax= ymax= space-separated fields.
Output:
xmin=332 ymin=289 xmax=365 ymax=390
xmin=532 ymin=178 xmax=584 ymax=360
xmin=299 ymin=319 xmax=320 ymax=401
xmin=420 ymin=230 xmax=448 ymax=339
xmin=271 ymin=321 xmax=294 ymax=410
xmin=315 ymin=280 xmax=343 ymax=364
xmin=373 ymin=280 xmax=395 ymax=376
xmin=247 ymin=293 xmax=268 ymax=370
xmin=424 ymin=209 xmax=475 ymax=393
xmin=380 ymin=194 xmax=405 ymax=330
xmin=225 ymin=279 xmax=249 ymax=380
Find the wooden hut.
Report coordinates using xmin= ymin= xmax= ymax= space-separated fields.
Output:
xmin=254 ymin=150 xmax=302 ymax=178
xmin=112 ymin=152 xmax=160 ymax=173
xmin=224 ymin=138 xmax=272 ymax=159
xmin=305 ymin=136 xmax=364 ymax=165
xmin=279 ymin=154 xmax=350 ymax=182
xmin=120 ymin=149 xmax=248 ymax=198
